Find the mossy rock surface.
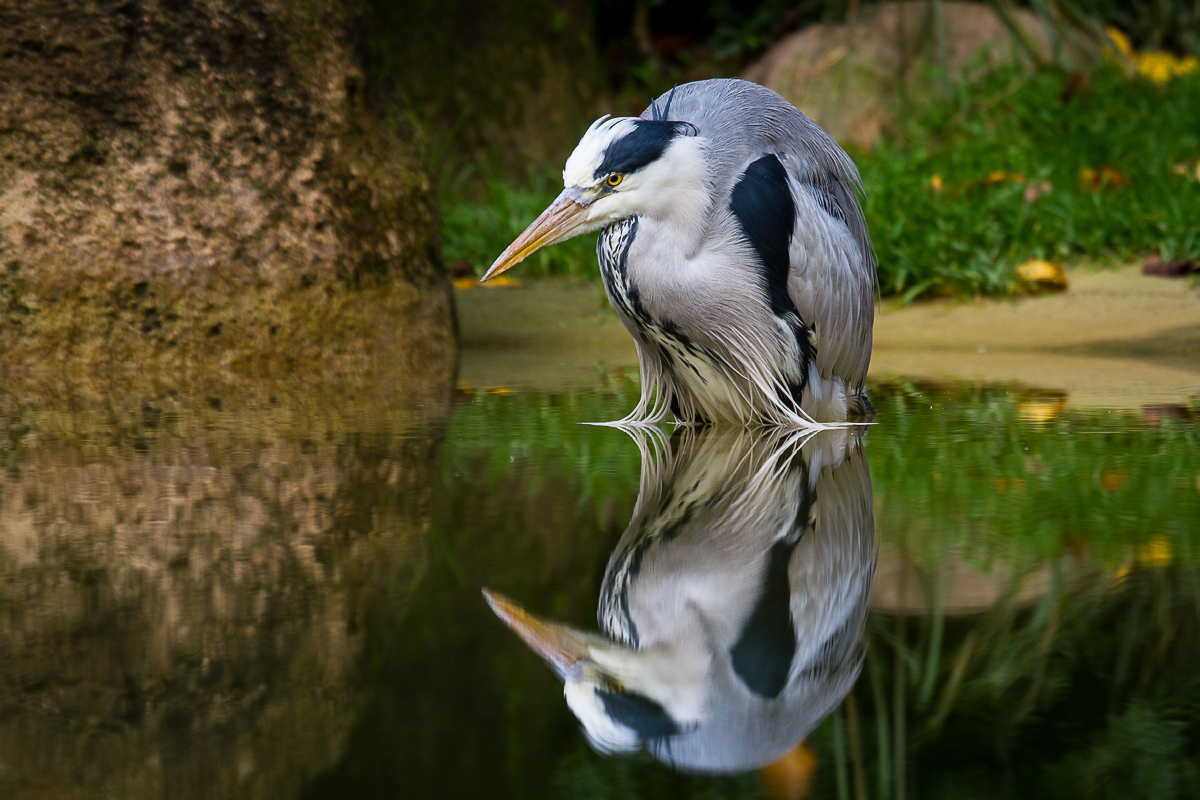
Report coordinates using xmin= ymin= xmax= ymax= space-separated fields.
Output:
xmin=0 ymin=0 xmax=453 ymax=379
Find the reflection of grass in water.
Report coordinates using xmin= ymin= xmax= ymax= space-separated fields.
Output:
xmin=439 ymin=386 xmax=646 ymax=527
xmin=825 ymin=382 xmax=1200 ymax=799
xmin=826 ymin=566 xmax=1200 ymax=800
xmin=444 ymin=381 xmax=1200 ymax=570
xmin=442 ymin=63 xmax=1200 ymax=299
xmin=440 ymin=383 xmax=1200 ymax=798
xmin=870 ymin=380 xmax=1200 ymax=567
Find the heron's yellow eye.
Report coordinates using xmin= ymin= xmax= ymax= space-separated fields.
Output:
xmin=606 ymin=174 xmax=623 ymax=187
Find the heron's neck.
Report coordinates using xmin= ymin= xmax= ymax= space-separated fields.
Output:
xmin=636 ymin=137 xmax=713 ymax=257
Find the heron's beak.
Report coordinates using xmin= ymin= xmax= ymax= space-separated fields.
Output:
xmin=481 ymin=188 xmax=589 ymax=282
xmin=483 ymin=588 xmax=599 ymax=680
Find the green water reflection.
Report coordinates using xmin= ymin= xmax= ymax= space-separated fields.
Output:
xmin=1 ymin=383 xmax=1197 ymax=799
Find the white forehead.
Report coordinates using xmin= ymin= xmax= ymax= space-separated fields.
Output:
xmin=563 ymin=116 xmax=641 ymax=187
xmin=565 ymin=681 xmax=641 ymax=753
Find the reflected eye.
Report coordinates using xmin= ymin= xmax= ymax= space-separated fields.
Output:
xmin=606 ymin=174 xmax=624 ymax=188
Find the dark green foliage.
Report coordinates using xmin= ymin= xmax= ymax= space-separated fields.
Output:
xmin=442 ymin=165 xmax=602 ymax=278
xmin=1073 ymin=0 xmax=1200 ymax=54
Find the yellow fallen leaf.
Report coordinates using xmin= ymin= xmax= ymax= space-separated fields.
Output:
xmin=1018 ymin=397 xmax=1066 ymax=423
xmin=1104 ymin=26 xmax=1196 ymax=82
xmin=1172 ymin=158 xmax=1200 ymax=183
xmin=929 ymin=174 xmax=943 ymax=193
xmin=1105 ymin=26 xmax=1133 ymax=58
xmin=983 ymin=170 xmax=1025 ymax=185
xmin=760 ymin=740 xmax=817 ymax=800
xmin=1133 ymin=51 xmax=1198 ymax=83
xmin=1135 ymin=51 xmax=1176 ymax=83
xmin=1079 ymin=165 xmax=1125 ymax=192
xmin=452 ymin=275 xmax=523 ymax=290
xmin=1016 ymin=259 xmax=1068 ymax=292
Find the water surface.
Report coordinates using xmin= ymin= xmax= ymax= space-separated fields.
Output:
xmin=1 ymin=381 xmax=1197 ymax=799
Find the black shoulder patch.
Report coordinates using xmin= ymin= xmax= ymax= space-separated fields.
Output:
xmin=730 ymin=155 xmax=798 ymax=318
xmin=595 ymin=688 xmax=680 ymax=739
xmin=730 ymin=539 xmax=799 ymax=700
xmin=595 ymin=120 xmax=691 ymax=180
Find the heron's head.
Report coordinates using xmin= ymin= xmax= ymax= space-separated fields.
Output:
xmin=481 ymin=116 xmax=707 ymax=281
xmin=483 ymin=589 xmax=706 ymax=753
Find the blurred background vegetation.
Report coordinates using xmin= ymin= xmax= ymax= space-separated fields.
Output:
xmin=366 ymin=0 xmax=1200 ymax=299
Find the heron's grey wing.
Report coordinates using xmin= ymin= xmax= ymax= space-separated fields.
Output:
xmin=645 ymin=80 xmax=877 ymax=389
xmin=780 ymin=147 xmax=876 ymax=390
xmin=781 ymin=160 xmax=874 ymax=388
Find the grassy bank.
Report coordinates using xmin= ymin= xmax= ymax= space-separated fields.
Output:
xmin=442 ymin=62 xmax=1200 ymax=300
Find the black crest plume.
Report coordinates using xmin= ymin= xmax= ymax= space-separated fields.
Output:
xmin=650 ymin=85 xmax=679 ymax=122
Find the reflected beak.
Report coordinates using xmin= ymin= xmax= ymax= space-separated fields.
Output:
xmin=481 ymin=188 xmax=589 ymax=282
xmin=483 ymin=588 xmax=599 ymax=680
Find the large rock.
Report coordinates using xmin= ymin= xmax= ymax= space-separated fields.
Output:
xmin=743 ymin=1 xmax=1094 ymax=148
xmin=0 ymin=0 xmax=453 ymax=376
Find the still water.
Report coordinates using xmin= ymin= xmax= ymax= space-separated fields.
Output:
xmin=1 ymin=380 xmax=1197 ymax=799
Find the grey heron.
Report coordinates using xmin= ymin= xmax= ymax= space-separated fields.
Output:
xmin=484 ymin=426 xmax=876 ymax=771
xmin=482 ymin=79 xmax=877 ymax=426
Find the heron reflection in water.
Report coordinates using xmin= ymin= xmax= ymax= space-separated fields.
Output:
xmin=484 ymin=426 xmax=876 ymax=772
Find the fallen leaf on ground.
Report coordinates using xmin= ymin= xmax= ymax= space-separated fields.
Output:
xmin=1143 ymin=254 xmax=1199 ymax=278
xmin=1079 ymin=165 xmax=1125 ymax=192
xmin=1172 ymin=158 xmax=1200 ymax=182
xmin=1016 ymin=259 xmax=1068 ymax=292
xmin=452 ymin=276 xmax=523 ymax=290
xmin=1133 ymin=51 xmax=1199 ymax=84
xmin=1105 ymin=26 xmax=1133 ymax=58
xmin=983 ymin=170 xmax=1025 ymax=184
xmin=1023 ymin=180 xmax=1053 ymax=203
xmin=1105 ymin=26 xmax=1198 ymax=82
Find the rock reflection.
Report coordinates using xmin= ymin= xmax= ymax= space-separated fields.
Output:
xmin=486 ymin=425 xmax=875 ymax=773
xmin=0 ymin=384 xmax=452 ymax=799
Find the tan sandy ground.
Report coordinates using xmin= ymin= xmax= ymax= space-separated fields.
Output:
xmin=455 ymin=265 xmax=1200 ymax=409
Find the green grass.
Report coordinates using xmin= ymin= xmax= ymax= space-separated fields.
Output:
xmin=441 ymin=62 xmax=1200 ymax=299
xmin=441 ymin=164 xmax=600 ymax=279
xmin=863 ymin=61 xmax=1200 ymax=300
